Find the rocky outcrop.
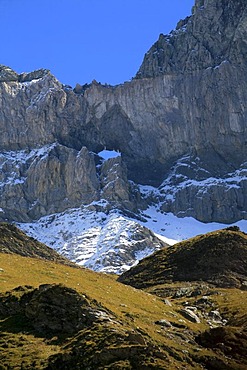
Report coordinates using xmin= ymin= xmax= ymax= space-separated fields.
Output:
xmin=0 ymin=284 xmax=169 ymax=369
xmin=158 ymin=155 xmax=247 ymax=223
xmin=0 ymin=143 xmax=143 ymax=222
xmin=100 ymin=156 xmax=140 ymax=211
xmin=0 ymin=65 xmax=18 ymax=82
xmin=24 ymin=284 xmax=114 ymax=336
xmin=179 ymin=308 xmax=201 ymax=324
xmin=0 ymin=284 xmax=115 ymax=336
xmin=0 ymin=143 xmax=99 ymax=221
xmin=24 ymin=144 xmax=99 ymax=219
xmin=0 ymin=65 xmax=50 ymax=83
xmin=196 ymin=325 xmax=247 ymax=368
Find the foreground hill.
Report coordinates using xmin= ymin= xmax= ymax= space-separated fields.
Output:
xmin=0 ymin=222 xmax=75 ymax=267
xmin=1 ymin=226 xmax=247 ymax=369
xmin=118 ymin=227 xmax=247 ymax=289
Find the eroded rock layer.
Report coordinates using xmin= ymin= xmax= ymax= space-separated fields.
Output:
xmin=0 ymin=0 xmax=246 ymax=223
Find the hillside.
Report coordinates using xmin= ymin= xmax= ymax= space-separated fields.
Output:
xmin=0 ymin=223 xmax=75 ymax=267
xmin=0 ymin=226 xmax=247 ymax=369
xmin=118 ymin=227 xmax=247 ymax=289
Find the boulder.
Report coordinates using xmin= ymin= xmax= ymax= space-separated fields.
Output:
xmin=179 ymin=308 xmax=201 ymax=324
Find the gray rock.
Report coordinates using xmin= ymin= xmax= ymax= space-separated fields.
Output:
xmin=73 ymin=83 xmax=84 ymax=94
xmin=100 ymin=156 xmax=138 ymax=211
xmin=0 ymin=143 xmax=145 ymax=222
xmin=159 ymin=156 xmax=247 ymax=223
xmin=0 ymin=0 xmax=246 ymax=224
xmin=173 ymin=287 xmax=194 ymax=299
xmin=0 ymin=65 xmax=18 ymax=82
xmin=155 ymin=319 xmax=172 ymax=327
xmin=208 ymin=310 xmax=223 ymax=323
xmin=25 ymin=144 xmax=99 ymax=218
xmin=0 ymin=143 xmax=100 ymax=221
xmin=179 ymin=308 xmax=201 ymax=324
xmin=18 ymin=68 xmax=50 ymax=82
xmin=164 ymin=299 xmax=172 ymax=306
xmin=136 ymin=0 xmax=247 ymax=77
xmin=0 ymin=284 xmax=115 ymax=336
xmin=195 ymin=296 xmax=214 ymax=307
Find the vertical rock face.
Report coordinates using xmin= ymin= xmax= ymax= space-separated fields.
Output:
xmin=100 ymin=157 xmax=132 ymax=205
xmin=0 ymin=0 xmax=246 ymax=224
xmin=136 ymin=0 xmax=247 ymax=77
xmin=0 ymin=144 xmax=98 ymax=221
xmin=24 ymin=145 xmax=100 ymax=218
xmin=0 ymin=144 xmax=141 ymax=222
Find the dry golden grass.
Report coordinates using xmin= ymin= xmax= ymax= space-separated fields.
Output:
xmin=0 ymin=252 xmax=209 ymax=369
xmin=1 ymin=251 xmax=246 ymax=369
xmin=0 ymin=253 xmax=206 ymax=335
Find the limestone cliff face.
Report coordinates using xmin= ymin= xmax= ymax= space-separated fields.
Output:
xmin=136 ymin=0 xmax=247 ymax=77
xmin=0 ymin=144 xmax=97 ymax=221
xmin=0 ymin=0 xmax=246 ymax=223
xmin=0 ymin=144 xmax=143 ymax=222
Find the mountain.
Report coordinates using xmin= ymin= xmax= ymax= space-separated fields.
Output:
xmin=0 ymin=0 xmax=247 ymax=271
xmin=1 ymin=225 xmax=247 ymax=369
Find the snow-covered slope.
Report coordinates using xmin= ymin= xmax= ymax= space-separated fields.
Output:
xmin=16 ymin=200 xmax=167 ymax=274
xmin=17 ymin=195 xmax=247 ymax=274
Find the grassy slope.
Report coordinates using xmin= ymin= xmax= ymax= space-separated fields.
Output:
xmin=0 ymin=253 xmax=202 ymax=369
xmin=118 ymin=228 xmax=247 ymax=289
xmin=1 ymin=226 xmax=247 ymax=369
xmin=1 ymin=253 xmax=247 ymax=369
xmin=0 ymin=223 xmax=75 ymax=267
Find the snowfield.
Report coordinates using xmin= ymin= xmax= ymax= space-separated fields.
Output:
xmin=17 ymin=197 xmax=247 ymax=274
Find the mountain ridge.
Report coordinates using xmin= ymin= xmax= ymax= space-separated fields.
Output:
xmin=136 ymin=0 xmax=247 ymax=78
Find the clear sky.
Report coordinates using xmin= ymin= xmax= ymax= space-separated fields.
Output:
xmin=0 ymin=0 xmax=194 ymax=86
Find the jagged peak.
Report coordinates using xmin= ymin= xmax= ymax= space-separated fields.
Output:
xmin=0 ymin=64 xmax=52 ymax=83
xmin=136 ymin=0 xmax=247 ymax=78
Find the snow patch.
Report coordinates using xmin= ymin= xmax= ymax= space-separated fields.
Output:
xmin=17 ymin=205 xmax=162 ymax=274
xmin=17 ymin=199 xmax=247 ymax=274
xmin=139 ymin=205 xmax=247 ymax=241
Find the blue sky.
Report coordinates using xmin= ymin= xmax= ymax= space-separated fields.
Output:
xmin=0 ymin=0 xmax=194 ymax=86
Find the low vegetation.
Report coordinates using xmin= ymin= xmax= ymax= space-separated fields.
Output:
xmin=118 ymin=227 xmax=247 ymax=289
xmin=0 ymin=224 xmax=247 ymax=369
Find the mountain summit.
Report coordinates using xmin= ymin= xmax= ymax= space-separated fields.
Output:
xmin=137 ymin=0 xmax=247 ymax=77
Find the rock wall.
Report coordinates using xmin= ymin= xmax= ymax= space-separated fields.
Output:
xmin=0 ymin=143 xmax=143 ymax=222
xmin=136 ymin=0 xmax=247 ymax=77
xmin=0 ymin=0 xmax=246 ymax=223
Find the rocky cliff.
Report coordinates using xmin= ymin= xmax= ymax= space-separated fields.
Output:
xmin=0 ymin=0 xmax=246 ymax=270
xmin=137 ymin=0 xmax=247 ymax=77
